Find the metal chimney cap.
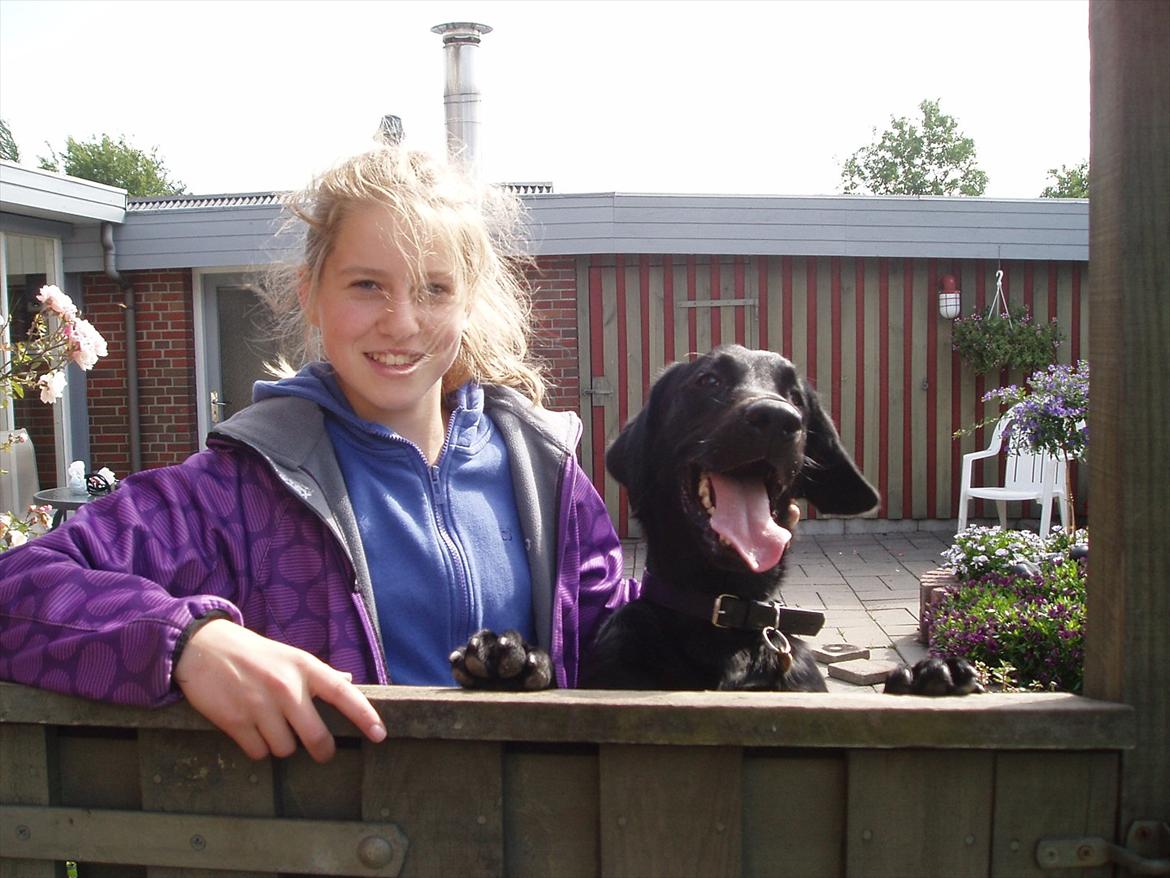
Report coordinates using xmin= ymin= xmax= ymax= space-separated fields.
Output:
xmin=431 ymin=21 xmax=492 ymax=44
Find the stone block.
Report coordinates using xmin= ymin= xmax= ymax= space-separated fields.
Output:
xmin=918 ymin=568 xmax=959 ymax=643
xmin=827 ymin=659 xmax=901 ymax=686
xmin=812 ymin=643 xmax=870 ymax=664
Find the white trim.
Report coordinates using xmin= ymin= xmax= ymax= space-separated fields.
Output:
xmin=193 ymin=266 xmax=259 ymax=447
xmin=50 ymin=237 xmax=72 ymax=484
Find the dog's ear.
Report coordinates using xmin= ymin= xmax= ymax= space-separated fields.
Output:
xmin=794 ymin=378 xmax=880 ymax=515
xmin=606 ymin=362 xmax=684 ymax=506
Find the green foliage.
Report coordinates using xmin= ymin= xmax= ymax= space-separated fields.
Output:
xmin=931 ymin=525 xmax=1089 ymax=692
xmin=950 ymin=303 xmax=1063 ymax=375
xmin=840 ymin=98 xmax=989 ymax=196
xmin=0 ymin=118 xmax=19 ymax=162
xmin=929 ymin=559 xmax=1086 ymax=693
xmin=38 ymin=133 xmax=186 ymax=196
xmin=1040 ymin=160 xmax=1089 ymax=198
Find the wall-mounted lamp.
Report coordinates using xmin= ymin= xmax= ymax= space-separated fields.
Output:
xmin=938 ymin=274 xmax=962 ymax=319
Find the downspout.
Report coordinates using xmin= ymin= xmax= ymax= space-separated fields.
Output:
xmin=100 ymin=222 xmax=142 ymax=473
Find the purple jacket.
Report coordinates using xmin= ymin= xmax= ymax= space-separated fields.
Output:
xmin=0 ymin=386 xmax=635 ymax=705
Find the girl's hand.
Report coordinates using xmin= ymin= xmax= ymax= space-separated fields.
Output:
xmin=173 ymin=619 xmax=387 ymax=763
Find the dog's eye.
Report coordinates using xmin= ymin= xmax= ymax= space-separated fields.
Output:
xmin=697 ymin=372 xmax=721 ymax=388
xmin=790 ymin=390 xmax=804 ymax=406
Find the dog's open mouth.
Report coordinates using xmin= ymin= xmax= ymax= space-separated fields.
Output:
xmin=685 ymin=461 xmax=793 ymax=573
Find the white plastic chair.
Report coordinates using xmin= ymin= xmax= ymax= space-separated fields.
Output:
xmin=1 ymin=428 xmax=41 ymax=515
xmin=957 ymin=412 xmax=1069 ymax=535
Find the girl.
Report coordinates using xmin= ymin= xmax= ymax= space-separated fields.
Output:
xmin=0 ymin=146 xmax=635 ymax=763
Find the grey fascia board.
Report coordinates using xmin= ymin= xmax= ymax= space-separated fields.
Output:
xmin=62 ymin=190 xmax=1088 ymax=272
xmin=525 ymin=192 xmax=1087 ymax=261
xmin=0 ymin=160 xmax=126 ymax=225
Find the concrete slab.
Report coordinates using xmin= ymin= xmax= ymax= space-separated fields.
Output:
xmin=812 ymin=643 xmax=870 ymax=663
xmin=828 ymin=659 xmax=900 ymax=685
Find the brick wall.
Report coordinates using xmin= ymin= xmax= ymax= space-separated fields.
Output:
xmin=64 ymin=259 xmax=582 ymax=475
xmin=526 ymin=255 xmax=580 ymax=413
xmin=82 ymin=270 xmax=198 ymax=474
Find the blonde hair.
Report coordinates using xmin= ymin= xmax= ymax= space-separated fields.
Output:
xmin=262 ymin=146 xmax=545 ymax=404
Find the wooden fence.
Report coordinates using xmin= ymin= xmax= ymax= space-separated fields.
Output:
xmin=576 ymin=255 xmax=1089 ymax=536
xmin=1 ymin=682 xmax=1133 ymax=877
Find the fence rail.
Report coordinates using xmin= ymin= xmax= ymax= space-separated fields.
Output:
xmin=0 ymin=682 xmax=1134 ymax=877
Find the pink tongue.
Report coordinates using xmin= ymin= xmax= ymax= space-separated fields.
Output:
xmin=708 ymin=473 xmax=792 ymax=572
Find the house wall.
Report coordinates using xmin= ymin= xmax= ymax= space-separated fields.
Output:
xmin=575 ymin=253 xmax=1089 ymax=534
xmin=71 ymin=249 xmax=1087 ymax=535
xmin=81 ymin=269 xmax=199 ymax=474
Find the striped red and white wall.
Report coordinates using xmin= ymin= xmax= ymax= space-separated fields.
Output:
xmin=570 ymin=254 xmax=1088 ymax=535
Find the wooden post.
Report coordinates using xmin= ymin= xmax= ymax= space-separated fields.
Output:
xmin=1085 ymin=0 xmax=1170 ymax=829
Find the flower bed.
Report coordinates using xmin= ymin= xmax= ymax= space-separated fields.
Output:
xmin=926 ymin=525 xmax=1088 ymax=692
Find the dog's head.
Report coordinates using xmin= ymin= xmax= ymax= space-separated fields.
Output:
xmin=607 ymin=345 xmax=879 ymax=585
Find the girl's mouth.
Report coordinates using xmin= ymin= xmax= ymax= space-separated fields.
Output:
xmin=367 ymin=351 xmax=425 ymax=369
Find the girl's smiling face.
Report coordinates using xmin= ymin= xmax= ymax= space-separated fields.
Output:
xmin=304 ymin=204 xmax=468 ymax=454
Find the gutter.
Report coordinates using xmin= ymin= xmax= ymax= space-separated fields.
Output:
xmin=100 ymin=222 xmax=142 ymax=473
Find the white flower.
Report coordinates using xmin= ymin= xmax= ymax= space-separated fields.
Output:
xmin=37 ymin=370 xmax=66 ymax=404
xmin=8 ymin=530 xmax=27 ymax=547
xmin=995 ymin=548 xmax=1009 ymax=557
xmin=36 ymin=285 xmax=78 ymax=319
xmin=67 ymin=317 xmax=108 ymax=371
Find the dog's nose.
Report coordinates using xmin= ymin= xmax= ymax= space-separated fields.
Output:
xmin=742 ymin=398 xmax=802 ymax=437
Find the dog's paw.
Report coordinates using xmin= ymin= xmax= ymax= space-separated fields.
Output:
xmin=450 ymin=629 xmax=554 ymax=691
xmin=883 ymin=657 xmax=985 ymax=696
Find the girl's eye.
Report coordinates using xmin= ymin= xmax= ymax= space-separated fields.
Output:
xmin=353 ymin=280 xmax=382 ymax=293
xmin=423 ymin=282 xmax=452 ymax=298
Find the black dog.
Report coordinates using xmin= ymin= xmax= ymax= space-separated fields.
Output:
xmin=580 ymin=345 xmax=879 ymax=692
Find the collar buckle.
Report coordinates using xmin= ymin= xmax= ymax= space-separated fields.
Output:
xmin=710 ymin=594 xmax=737 ymax=628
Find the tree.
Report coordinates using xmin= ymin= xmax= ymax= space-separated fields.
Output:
xmin=1040 ymin=160 xmax=1089 ymax=198
xmin=840 ymin=98 xmax=989 ymax=196
xmin=38 ymin=133 xmax=186 ymax=196
xmin=0 ymin=118 xmax=19 ymax=162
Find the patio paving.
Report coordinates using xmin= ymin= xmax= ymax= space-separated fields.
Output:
xmin=622 ymin=529 xmax=950 ymax=692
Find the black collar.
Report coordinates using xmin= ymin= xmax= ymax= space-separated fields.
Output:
xmin=638 ymin=571 xmax=824 ymax=636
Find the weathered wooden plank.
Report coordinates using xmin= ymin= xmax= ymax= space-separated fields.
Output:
xmin=600 ymin=263 xmax=621 ymax=520
xmin=138 ymin=728 xmax=277 ymax=878
xmin=279 ymin=743 xmax=363 ymax=820
xmin=990 ymin=751 xmax=1119 ymax=878
xmin=910 ymin=258 xmax=931 ymax=519
xmin=503 ymin=747 xmax=598 ymax=878
xmin=575 ymin=257 xmax=594 ymax=483
xmin=0 ymin=723 xmax=55 ymax=878
xmin=362 ymin=739 xmax=503 ymax=877
xmin=743 ymin=752 xmax=845 ymax=878
xmin=846 ymin=750 xmax=994 ymax=878
xmin=1085 ymin=0 xmax=1170 ymax=829
xmin=0 ymin=684 xmax=1136 ymax=752
xmin=863 ymin=258 xmax=883 ymax=506
xmin=58 ymin=729 xmax=140 ymax=810
xmin=0 ymin=806 xmax=407 ymax=876
xmin=886 ymin=260 xmax=906 ymax=519
xmin=600 ymin=744 xmax=741 ymax=877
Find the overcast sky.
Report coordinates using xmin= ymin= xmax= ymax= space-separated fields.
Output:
xmin=0 ymin=0 xmax=1089 ymax=198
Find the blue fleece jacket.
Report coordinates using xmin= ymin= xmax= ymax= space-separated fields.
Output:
xmin=254 ymin=364 xmax=534 ymax=684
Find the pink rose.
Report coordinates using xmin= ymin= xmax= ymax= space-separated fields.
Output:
xmin=36 ymin=285 xmax=78 ymax=319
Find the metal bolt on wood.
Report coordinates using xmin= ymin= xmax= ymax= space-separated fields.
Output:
xmin=357 ymin=835 xmax=394 ymax=869
xmin=15 ymin=824 xmax=30 ymax=840
xmin=190 ymin=834 xmax=206 ymax=851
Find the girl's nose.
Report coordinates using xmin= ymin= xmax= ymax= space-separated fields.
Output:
xmin=377 ymin=290 xmax=422 ymax=336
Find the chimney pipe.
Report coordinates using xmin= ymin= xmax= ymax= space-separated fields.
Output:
xmin=431 ymin=21 xmax=492 ymax=174
xmin=377 ymin=114 xmax=404 ymax=145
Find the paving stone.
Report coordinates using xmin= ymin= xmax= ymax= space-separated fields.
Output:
xmin=878 ymin=623 xmax=923 ymax=639
xmin=812 ymin=643 xmax=870 ymax=663
xmin=870 ymin=608 xmax=917 ymax=626
xmin=828 ymin=659 xmax=901 ymax=685
xmin=824 ymin=673 xmax=869 ymax=692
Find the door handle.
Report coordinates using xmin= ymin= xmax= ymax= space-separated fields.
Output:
xmin=209 ymin=391 xmax=230 ymax=425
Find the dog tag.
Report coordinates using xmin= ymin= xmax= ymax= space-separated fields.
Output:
xmin=762 ymin=626 xmax=793 ymax=674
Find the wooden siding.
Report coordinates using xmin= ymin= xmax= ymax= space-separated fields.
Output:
xmin=527 ymin=194 xmax=1089 ymax=260
xmin=0 ymin=683 xmax=1133 ymax=878
xmin=579 ymin=254 xmax=1089 ymax=534
xmin=58 ymin=195 xmax=1088 ymax=273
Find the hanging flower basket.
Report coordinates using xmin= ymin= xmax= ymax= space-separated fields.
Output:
xmin=951 ymin=303 xmax=1064 ymax=375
